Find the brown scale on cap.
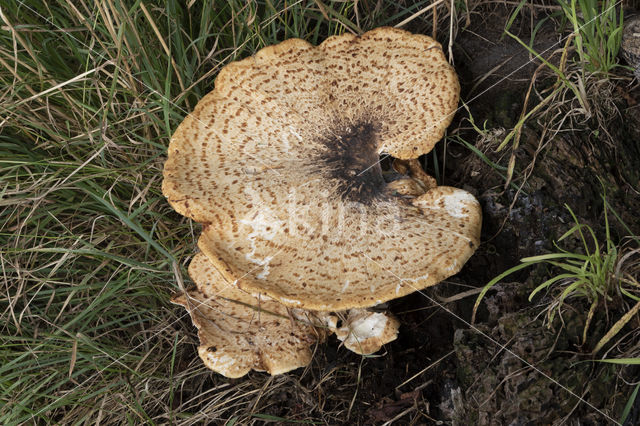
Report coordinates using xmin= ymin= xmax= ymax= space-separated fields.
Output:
xmin=163 ymin=27 xmax=481 ymax=312
xmin=173 ymin=253 xmax=330 ymax=378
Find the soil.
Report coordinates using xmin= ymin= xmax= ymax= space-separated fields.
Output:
xmin=175 ymin=6 xmax=640 ymax=425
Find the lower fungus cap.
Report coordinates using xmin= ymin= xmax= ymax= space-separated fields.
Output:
xmin=173 ymin=253 xmax=329 ymax=378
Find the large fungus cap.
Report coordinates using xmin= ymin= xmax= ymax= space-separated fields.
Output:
xmin=163 ymin=27 xmax=481 ymax=311
xmin=173 ymin=253 xmax=328 ymax=378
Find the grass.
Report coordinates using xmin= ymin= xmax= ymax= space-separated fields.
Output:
xmin=473 ymin=192 xmax=640 ymax=355
xmin=555 ymin=0 xmax=624 ymax=74
xmin=0 ymin=0 xmax=455 ymax=424
xmin=491 ymin=0 xmax=626 ymax=188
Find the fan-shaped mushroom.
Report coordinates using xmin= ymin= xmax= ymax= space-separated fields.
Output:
xmin=164 ymin=27 xmax=481 ymax=376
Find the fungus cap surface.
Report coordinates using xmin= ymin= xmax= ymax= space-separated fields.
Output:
xmin=163 ymin=27 xmax=480 ymax=311
xmin=173 ymin=253 xmax=328 ymax=378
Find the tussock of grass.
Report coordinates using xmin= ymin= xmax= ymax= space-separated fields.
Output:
xmin=0 ymin=1 xmax=450 ymax=423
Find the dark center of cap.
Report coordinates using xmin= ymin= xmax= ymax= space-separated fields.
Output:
xmin=317 ymin=119 xmax=386 ymax=204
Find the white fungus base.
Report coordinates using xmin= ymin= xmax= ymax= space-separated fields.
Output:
xmin=334 ymin=309 xmax=400 ymax=355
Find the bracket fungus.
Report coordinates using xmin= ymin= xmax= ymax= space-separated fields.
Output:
xmin=173 ymin=253 xmax=330 ymax=377
xmin=164 ymin=27 xmax=481 ymax=377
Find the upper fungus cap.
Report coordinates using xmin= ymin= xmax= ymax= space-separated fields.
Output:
xmin=163 ymin=27 xmax=481 ymax=311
